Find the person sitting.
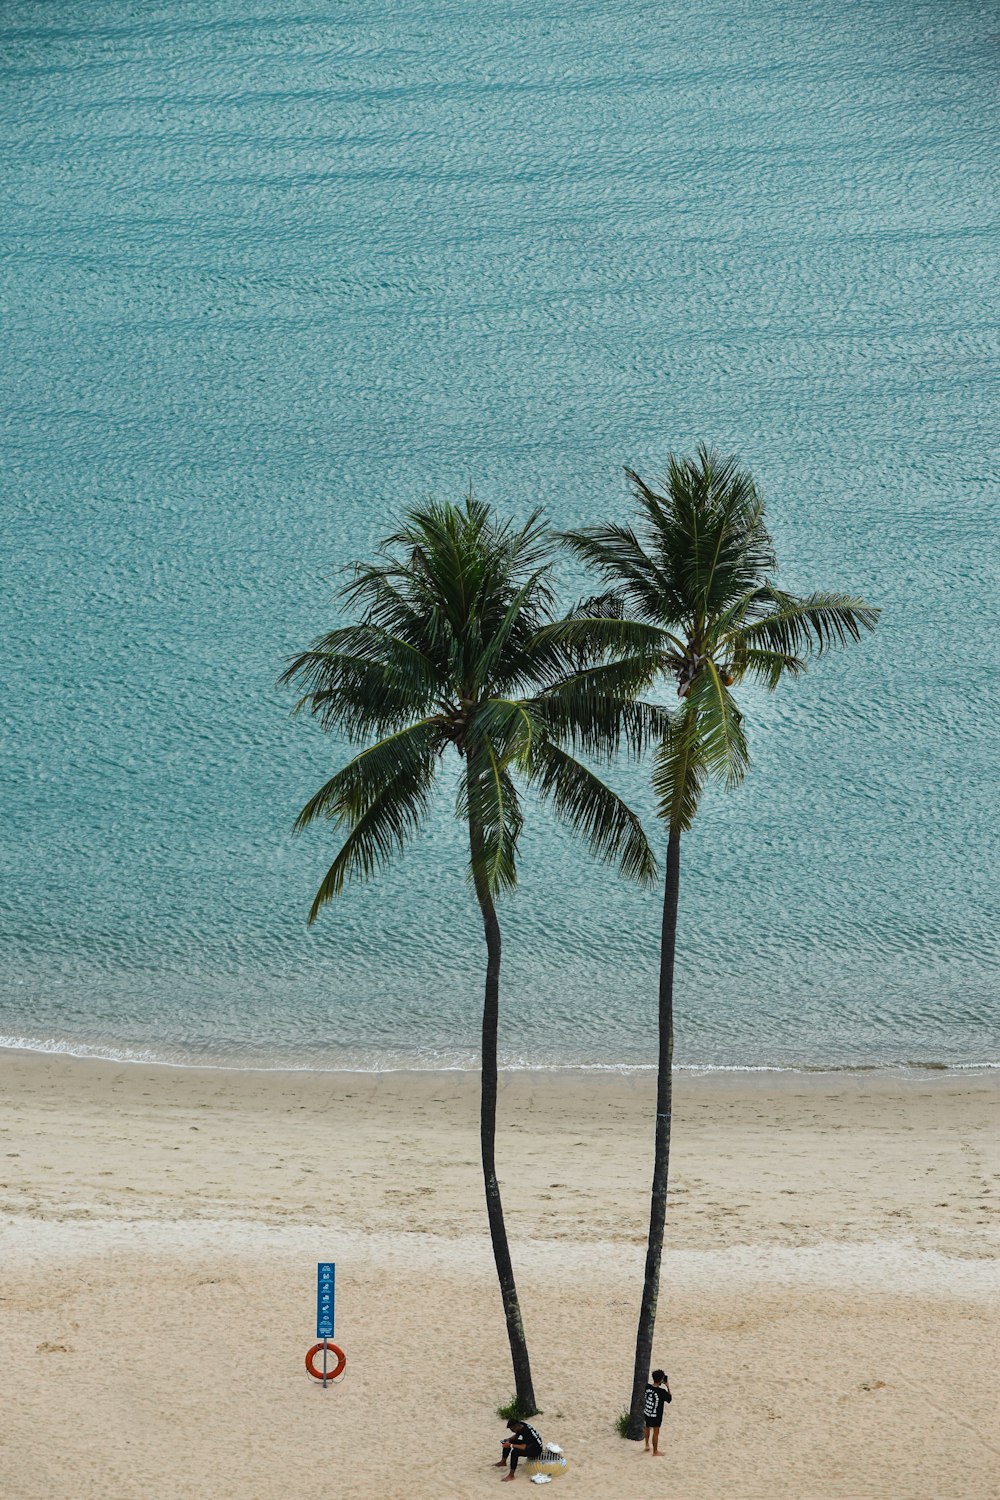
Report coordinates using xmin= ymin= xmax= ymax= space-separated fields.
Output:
xmin=495 ymin=1418 xmax=519 ymax=1466
xmin=495 ymin=1418 xmax=544 ymax=1480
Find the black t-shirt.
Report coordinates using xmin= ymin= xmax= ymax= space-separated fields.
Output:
xmin=643 ymin=1382 xmax=668 ymax=1425
xmin=517 ymin=1423 xmax=543 ymax=1457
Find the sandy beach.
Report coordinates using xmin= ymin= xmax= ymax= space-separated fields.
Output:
xmin=2 ymin=1053 xmax=997 ymax=1499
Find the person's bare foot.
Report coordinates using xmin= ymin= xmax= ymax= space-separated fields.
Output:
xmin=494 ymin=1461 xmax=508 ymax=1467
xmin=652 ymin=1450 xmax=663 ymax=1457
xmin=501 ymin=1473 xmax=516 ymax=1482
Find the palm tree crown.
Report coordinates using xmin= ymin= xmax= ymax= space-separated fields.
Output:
xmin=564 ymin=445 xmax=880 ymax=825
xmin=283 ymin=494 xmax=662 ymax=916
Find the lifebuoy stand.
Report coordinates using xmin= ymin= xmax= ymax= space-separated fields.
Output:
xmin=310 ymin=1261 xmax=342 ymax=1386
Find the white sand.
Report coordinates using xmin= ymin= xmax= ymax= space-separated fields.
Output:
xmin=2 ymin=1054 xmax=997 ymax=1498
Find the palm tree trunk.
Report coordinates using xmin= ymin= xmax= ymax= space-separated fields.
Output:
xmin=626 ymin=825 xmax=680 ymax=1438
xmin=468 ymin=813 xmax=538 ymax=1416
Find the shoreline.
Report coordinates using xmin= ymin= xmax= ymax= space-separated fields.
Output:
xmin=2 ymin=1038 xmax=997 ymax=1079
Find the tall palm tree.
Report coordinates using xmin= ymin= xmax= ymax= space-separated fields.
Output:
xmin=562 ymin=447 xmax=879 ymax=1438
xmin=282 ymin=495 xmax=663 ymax=1415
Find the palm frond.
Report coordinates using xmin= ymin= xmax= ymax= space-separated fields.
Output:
xmin=736 ymin=590 xmax=881 ymax=655
xmin=303 ymin=749 xmax=439 ymax=922
xmin=727 ymin=644 xmax=806 ymax=690
xmin=293 ymin=720 xmax=444 ymax=831
xmin=529 ymin=740 xmax=658 ymax=886
xmin=338 ymin=569 xmax=454 ymax=671
xmin=627 ymin=449 xmax=777 ymax=619
xmin=574 ymin=589 xmax=627 ymax=620
xmin=533 ymin=656 xmax=669 ymax=759
xmin=684 ymin=661 xmax=750 ymax=788
xmin=474 ymin=567 xmax=557 ymax=695
xmin=471 ymin=698 xmax=541 ymax=768
xmin=281 ymin=630 xmax=442 ymax=738
xmin=461 ymin=747 xmax=524 ymax=894
xmin=651 ymin=702 xmax=706 ymax=833
xmin=559 ymin=523 xmax=679 ymax=623
xmin=534 ymin=614 xmax=670 ymax=663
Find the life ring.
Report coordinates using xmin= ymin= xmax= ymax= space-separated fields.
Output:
xmin=305 ymin=1341 xmax=346 ymax=1381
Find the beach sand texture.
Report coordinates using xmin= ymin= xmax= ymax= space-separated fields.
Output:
xmin=2 ymin=1054 xmax=997 ymax=1499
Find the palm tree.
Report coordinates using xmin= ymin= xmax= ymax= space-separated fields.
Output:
xmin=562 ymin=446 xmax=879 ymax=1438
xmin=282 ymin=494 xmax=663 ymax=1415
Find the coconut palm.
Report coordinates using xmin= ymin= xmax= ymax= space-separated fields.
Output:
xmin=561 ymin=446 xmax=879 ymax=1438
xmin=282 ymin=495 xmax=664 ymax=1415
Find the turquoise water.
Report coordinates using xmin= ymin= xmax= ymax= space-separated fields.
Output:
xmin=2 ymin=1 xmax=998 ymax=1071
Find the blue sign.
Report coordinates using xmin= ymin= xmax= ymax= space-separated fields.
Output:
xmin=316 ymin=1262 xmax=336 ymax=1339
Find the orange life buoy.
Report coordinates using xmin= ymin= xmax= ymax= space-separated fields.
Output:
xmin=305 ymin=1341 xmax=346 ymax=1381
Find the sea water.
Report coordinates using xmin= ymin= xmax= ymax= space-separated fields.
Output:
xmin=2 ymin=0 xmax=997 ymax=1071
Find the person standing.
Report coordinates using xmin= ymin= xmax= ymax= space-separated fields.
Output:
xmin=643 ymin=1368 xmax=671 ymax=1455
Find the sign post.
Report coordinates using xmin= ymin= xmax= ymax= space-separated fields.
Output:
xmin=316 ymin=1263 xmax=335 ymax=1389
xmin=305 ymin=1262 xmax=344 ymax=1386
